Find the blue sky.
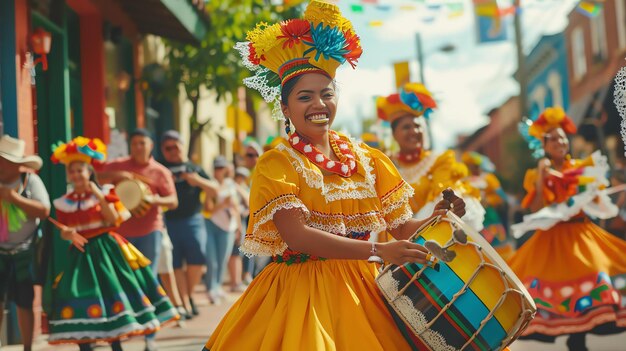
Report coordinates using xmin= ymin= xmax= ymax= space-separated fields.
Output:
xmin=329 ymin=0 xmax=579 ymax=149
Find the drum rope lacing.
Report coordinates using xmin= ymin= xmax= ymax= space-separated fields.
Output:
xmin=377 ymin=215 xmax=537 ymax=351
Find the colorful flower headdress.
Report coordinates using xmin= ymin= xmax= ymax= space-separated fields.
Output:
xmin=376 ymin=82 xmax=437 ymax=124
xmin=461 ymin=151 xmax=495 ymax=173
xmin=236 ymin=0 xmax=362 ymax=120
xmin=51 ymin=136 xmax=107 ymax=166
xmin=519 ymin=106 xmax=576 ymax=159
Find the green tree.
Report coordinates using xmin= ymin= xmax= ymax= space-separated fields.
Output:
xmin=163 ymin=1 xmax=302 ymax=157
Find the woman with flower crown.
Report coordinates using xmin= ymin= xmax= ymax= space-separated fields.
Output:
xmin=508 ymin=107 xmax=626 ymax=351
xmin=43 ymin=137 xmax=178 ymax=350
xmin=376 ymin=84 xmax=486 ymax=233
xmin=202 ymin=1 xmax=468 ymax=350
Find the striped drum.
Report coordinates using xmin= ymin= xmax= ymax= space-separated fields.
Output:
xmin=376 ymin=212 xmax=536 ymax=351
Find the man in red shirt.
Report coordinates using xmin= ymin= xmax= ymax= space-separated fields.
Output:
xmin=99 ymin=128 xmax=178 ymax=270
xmin=98 ymin=129 xmax=178 ymax=351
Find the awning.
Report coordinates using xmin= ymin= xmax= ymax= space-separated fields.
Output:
xmin=112 ymin=0 xmax=208 ymax=44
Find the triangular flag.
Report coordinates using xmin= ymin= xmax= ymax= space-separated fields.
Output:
xmin=577 ymin=1 xmax=603 ymax=17
xmin=351 ymin=4 xmax=364 ymax=13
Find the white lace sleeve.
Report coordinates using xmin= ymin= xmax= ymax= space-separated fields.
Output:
xmin=614 ymin=65 xmax=626 ymax=157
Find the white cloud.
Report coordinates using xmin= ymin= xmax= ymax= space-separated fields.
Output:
xmin=332 ymin=0 xmax=580 ymax=148
xmin=333 ymin=65 xmax=395 ymax=130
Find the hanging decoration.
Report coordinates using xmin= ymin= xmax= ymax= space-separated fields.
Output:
xmin=30 ymin=27 xmax=52 ymax=71
xmin=576 ymin=1 xmax=604 ymax=17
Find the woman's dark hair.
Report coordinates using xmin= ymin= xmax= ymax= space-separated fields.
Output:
xmin=391 ymin=118 xmax=403 ymax=132
xmin=281 ymin=75 xmax=303 ymax=105
xmin=390 ymin=114 xmax=419 ymax=132
xmin=88 ymin=167 xmax=103 ymax=190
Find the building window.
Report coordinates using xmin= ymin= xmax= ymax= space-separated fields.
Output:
xmin=590 ymin=8 xmax=608 ymax=63
xmin=547 ymin=71 xmax=563 ymax=108
xmin=571 ymin=27 xmax=587 ymax=80
xmin=617 ymin=0 xmax=626 ymax=49
xmin=104 ymin=31 xmax=135 ymax=135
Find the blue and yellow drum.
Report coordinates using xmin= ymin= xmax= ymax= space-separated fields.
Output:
xmin=376 ymin=213 xmax=536 ymax=351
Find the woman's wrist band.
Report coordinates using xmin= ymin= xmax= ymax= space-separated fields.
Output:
xmin=368 ymin=242 xmax=384 ymax=264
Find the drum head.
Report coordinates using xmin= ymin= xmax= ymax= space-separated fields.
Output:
xmin=116 ymin=180 xmax=143 ymax=209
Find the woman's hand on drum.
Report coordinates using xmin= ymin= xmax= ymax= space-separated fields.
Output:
xmin=433 ymin=188 xmax=466 ymax=218
xmin=60 ymin=226 xmax=88 ymax=253
xmin=379 ymin=240 xmax=430 ymax=266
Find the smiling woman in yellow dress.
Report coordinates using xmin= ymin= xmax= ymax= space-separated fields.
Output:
xmin=201 ymin=1 xmax=468 ymax=350
xmin=376 ymin=84 xmax=486 ymax=232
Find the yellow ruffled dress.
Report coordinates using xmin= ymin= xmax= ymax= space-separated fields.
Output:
xmin=395 ymin=150 xmax=485 ymax=231
xmin=203 ymin=134 xmax=415 ymax=351
xmin=507 ymin=157 xmax=626 ymax=338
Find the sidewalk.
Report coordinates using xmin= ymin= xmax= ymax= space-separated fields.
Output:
xmin=4 ymin=286 xmax=626 ymax=350
xmin=1 ymin=286 xmax=241 ymax=351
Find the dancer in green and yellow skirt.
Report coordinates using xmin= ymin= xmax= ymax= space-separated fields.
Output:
xmin=43 ymin=137 xmax=178 ymax=350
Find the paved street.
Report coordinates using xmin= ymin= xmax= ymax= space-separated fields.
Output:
xmin=3 ymin=285 xmax=626 ymax=351
xmin=1 ymin=286 xmax=237 ymax=351
xmin=510 ymin=333 xmax=626 ymax=351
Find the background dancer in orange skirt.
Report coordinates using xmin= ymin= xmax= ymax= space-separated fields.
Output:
xmin=509 ymin=107 xmax=626 ymax=351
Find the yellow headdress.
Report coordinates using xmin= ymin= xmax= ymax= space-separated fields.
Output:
xmin=376 ymin=82 xmax=437 ymax=124
xmin=528 ymin=107 xmax=577 ymax=139
xmin=236 ymin=0 xmax=362 ymax=119
xmin=51 ymin=136 xmax=107 ymax=167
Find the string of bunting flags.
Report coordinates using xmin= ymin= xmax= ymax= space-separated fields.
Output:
xmin=337 ymin=0 xmax=604 ymax=24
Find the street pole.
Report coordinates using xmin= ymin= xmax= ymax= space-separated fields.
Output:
xmin=415 ymin=31 xmax=434 ymax=149
xmin=514 ymin=0 xmax=529 ymax=120
xmin=416 ymin=32 xmax=426 ymax=85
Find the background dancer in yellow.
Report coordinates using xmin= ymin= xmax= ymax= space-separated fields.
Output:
xmin=376 ymin=83 xmax=485 ymax=231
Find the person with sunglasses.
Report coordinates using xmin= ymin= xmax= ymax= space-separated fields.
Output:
xmin=159 ymin=130 xmax=218 ymax=319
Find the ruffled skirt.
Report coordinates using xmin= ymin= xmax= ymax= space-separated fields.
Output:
xmin=203 ymin=259 xmax=411 ymax=351
xmin=507 ymin=218 xmax=626 ymax=338
xmin=43 ymin=233 xmax=178 ymax=344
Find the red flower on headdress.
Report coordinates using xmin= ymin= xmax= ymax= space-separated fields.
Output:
xmin=415 ymin=92 xmax=437 ymax=110
xmin=65 ymin=141 xmax=78 ymax=154
xmin=277 ymin=19 xmax=312 ymax=49
xmin=248 ymin=42 xmax=262 ymax=65
xmin=387 ymin=94 xmax=401 ymax=104
xmin=342 ymin=30 xmax=362 ymax=69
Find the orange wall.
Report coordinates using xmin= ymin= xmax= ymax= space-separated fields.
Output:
xmin=15 ymin=0 xmax=35 ymax=154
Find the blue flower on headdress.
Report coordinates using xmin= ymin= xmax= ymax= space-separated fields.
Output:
xmin=399 ymin=88 xmax=435 ymax=120
xmin=303 ymin=22 xmax=348 ymax=63
xmin=78 ymin=144 xmax=106 ymax=161
xmin=518 ymin=118 xmax=545 ymax=159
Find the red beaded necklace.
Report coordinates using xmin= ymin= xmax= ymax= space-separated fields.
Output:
xmin=289 ymin=131 xmax=357 ymax=177
xmin=397 ymin=149 xmax=424 ymax=164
